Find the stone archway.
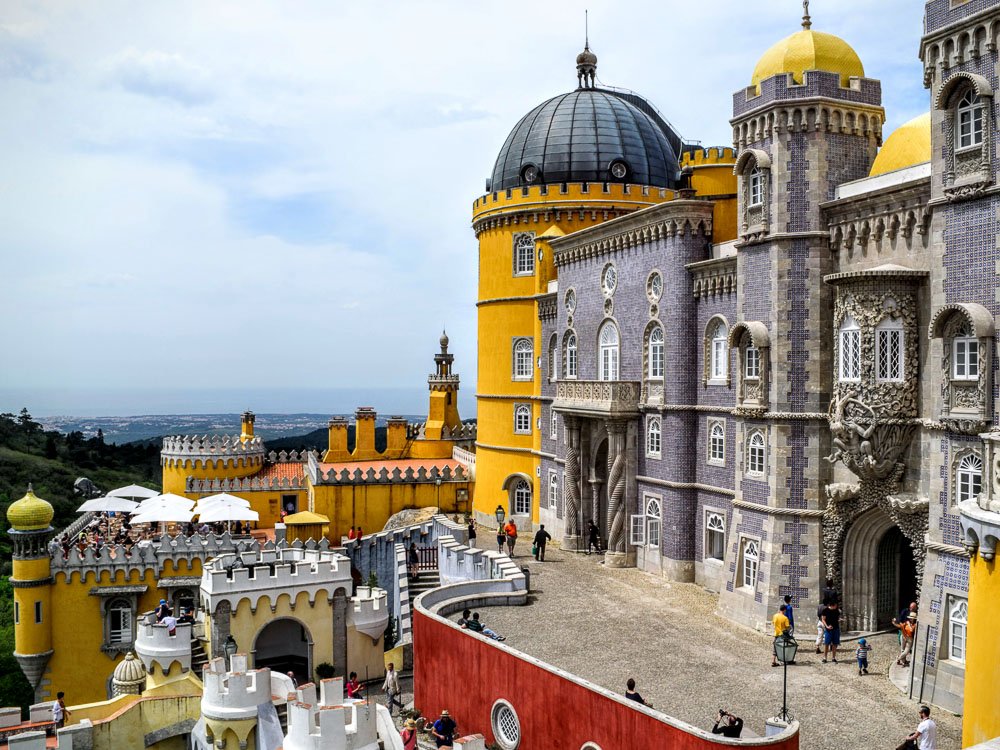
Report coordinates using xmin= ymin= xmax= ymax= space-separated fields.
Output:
xmin=591 ymin=438 xmax=608 ymax=543
xmin=253 ymin=617 xmax=313 ymax=686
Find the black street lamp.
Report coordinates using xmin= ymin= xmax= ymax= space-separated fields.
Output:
xmin=773 ymin=631 xmax=799 ymax=722
xmin=494 ymin=505 xmax=506 ymax=526
xmin=223 ymin=634 xmax=238 ymax=669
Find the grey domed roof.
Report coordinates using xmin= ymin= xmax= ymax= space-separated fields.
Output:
xmin=489 ymin=88 xmax=682 ymax=191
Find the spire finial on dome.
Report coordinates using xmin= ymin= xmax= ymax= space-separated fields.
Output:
xmin=802 ymin=0 xmax=812 ymax=29
xmin=576 ymin=10 xmax=598 ymax=89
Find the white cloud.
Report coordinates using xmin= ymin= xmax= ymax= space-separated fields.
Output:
xmin=102 ymin=47 xmax=214 ymax=105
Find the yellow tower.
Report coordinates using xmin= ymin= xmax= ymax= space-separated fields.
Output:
xmin=6 ymin=485 xmax=56 ymax=701
xmin=472 ymin=46 xmax=683 ymax=528
xmin=425 ymin=330 xmax=462 ymax=440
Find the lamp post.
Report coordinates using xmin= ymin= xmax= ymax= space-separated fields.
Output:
xmin=773 ymin=631 xmax=799 ymax=722
xmin=223 ymin=634 xmax=238 ymax=670
xmin=494 ymin=505 xmax=506 ymax=526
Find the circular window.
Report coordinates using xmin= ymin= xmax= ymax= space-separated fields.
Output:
xmin=647 ymin=271 xmax=663 ymax=302
xmin=565 ymin=289 xmax=577 ymax=314
xmin=491 ymin=700 xmax=521 ymax=750
xmin=602 ymin=264 xmax=617 ymax=296
xmin=521 ymin=164 xmax=539 ymax=184
xmin=609 ymin=160 xmax=629 ymax=180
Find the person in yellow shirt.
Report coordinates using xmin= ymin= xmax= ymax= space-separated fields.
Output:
xmin=771 ymin=603 xmax=791 ymax=667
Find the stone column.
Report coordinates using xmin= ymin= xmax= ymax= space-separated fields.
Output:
xmin=605 ymin=419 xmax=629 ymax=567
xmin=332 ymin=590 xmax=348 ymax=679
xmin=563 ymin=416 xmax=583 ymax=550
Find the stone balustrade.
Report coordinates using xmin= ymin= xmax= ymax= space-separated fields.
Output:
xmin=452 ymin=446 xmax=476 ymax=479
xmin=552 ymin=380 xmax=642 ymax=417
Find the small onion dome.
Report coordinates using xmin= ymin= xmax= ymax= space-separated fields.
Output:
xmin=751 ymin=29 xmax=864 ymax=90
xmin=440 ymin=330 xmax=449 ymax=350
xmin=576 ymin=46 xmax=597 ymax=66
xmin=6 ymin=485 xmax=54 ymax=531
xmin=112 ymin=652 xmax=146 ymax=696
xmin=869 ymin=113 xmax=931 ymax=177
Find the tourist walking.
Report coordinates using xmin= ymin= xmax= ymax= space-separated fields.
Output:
xmin=533 ymin=525 xmax=551 ymax=561
xmin=855 ymin=638 xmax=872 ymax=676
xmin=382 ymin=661 xmax=403 ymax=714
xmin=503 ymin=519 xmax=518 ymax=556
xmin=52 ymin=692 xmax=70 ymax=730
xmin=893 ymin=601 xmax=918 ymax=649
xmin=587 ymin=520 xmax=601 ymax=554
xmin=904 ymin=706 xmax=937 ymax=750
xmin=408 ymin=542 xmax=420 ymax=581
xmin=820 ymin=602 xmax=841 ymax=662
xmin=897 ymin=612 xmax=917 ymax=667
xmin=624 ymin=677 xmax=652 ymax=707
xmin=431 ymin=709 xmax=457 ymax=748
xmin=496 ymin=525 xmax=505 ymax=554
xmin=467 ymin=518 xmax=477 ymax=548
xmin=401 ymin=718 xmax=418 ymax=750
xmin=783 ymin=594 xmax=795 ymax=634
xmin=771 ymin=603 xmax=791 ymax=667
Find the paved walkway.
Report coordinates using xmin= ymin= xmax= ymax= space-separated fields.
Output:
xmin=464 ymin=544 xmax=961 ymax=750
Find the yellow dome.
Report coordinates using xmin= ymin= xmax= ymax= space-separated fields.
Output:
xmin=869 ymin=113 xmax=931 ymax=177
xmin=751 ymin=29 xmax=864 ymax=90
xmin=6 ymin=485 xmax=55 ymax=531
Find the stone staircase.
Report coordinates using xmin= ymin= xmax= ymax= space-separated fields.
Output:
xmin=191 ymin=638 xmax=209 ymax=676
xmin=407 ymin=569 xmax=440 ymax=600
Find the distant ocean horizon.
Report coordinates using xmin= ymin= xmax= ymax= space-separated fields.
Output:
xmin=0 ymin=386 xmax=478 ymax=419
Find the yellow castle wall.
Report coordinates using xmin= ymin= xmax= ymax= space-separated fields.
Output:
xmin=963 ymin=553 xmax=1000 ymax=747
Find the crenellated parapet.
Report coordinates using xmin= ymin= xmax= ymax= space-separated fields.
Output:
xmin=406 ymin=421 xmax=477 ymax=441
xmin=680 ymin=146 xmax=737 ymax=167
xmin=202 ymin=655 xmax=269 ymax=721
xmin=348 ymin=586 xmax=389 ymax=641
xmin=284 ymin=678 xmax=379 ymax=750
xmin=161 ymin=434 xmax=267 ymax=470
xmin=134 ymin=611 xmax=192 ymax=675
xmin=187 ymin=474 xmax=308 ymax=493
xmin=306 ymin=451 xmax=470 ymax=486
xmin=201 ymin=546 xmax=352 ymax=615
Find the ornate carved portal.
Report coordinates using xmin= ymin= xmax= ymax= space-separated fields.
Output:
xmin=605 ymin=420 xmax=628 ymax=558
xmin=563 ymin=416 xmax=582 ymax=548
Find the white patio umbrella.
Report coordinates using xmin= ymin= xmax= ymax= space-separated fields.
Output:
xmin=196 ymin=505 xmax=259 ymax=523
xmin=137 ymin=493 xmax=195 ymax=510
xmin=107 ymin=484 xmax=160 ymax=500
xmin=131 ymin=505 xmax=196 ymax=524
xmin=76 ymin=496 xmax=139 ymax=513
xmin=196 ymin=493 xmax=250 ymax=509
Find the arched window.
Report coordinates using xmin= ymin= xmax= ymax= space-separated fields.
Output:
xmin=108 ymin=599 xmax=132 ymax=644
xmin=646 ymin=417 xmax=661 ymax=457
xmin=748 ymin=166 xmax=764 ymax=206
xmin=645 ymin=497 xmax=661 ymax=549
xmin=740 ymin=538 xmax=759 ymax=589
xmin=957 ymin=90 xmax=984 ymax=150
xmin=745 ymin=344 xmax=761 ymax=380
xmin=709 ymin=421 xmax=725 ymax=463
xmin=956 ymin=453 xmax=983 ymax=504
xmin=953 ymin=322 xmax=979 ymax=380
xmin=550 ymin=410 xmax=557 ymax=439
xmin=512 ymin=479 xmax=532 ymax=515
xmin=548 ymin=334 xmax=558 ymax=383
xmin=876 ymin=318 xmax=904 ymax=382
xmin=513 ymin=338 xmax=533 ymax=380
xmin=599 ymin=322 xmax=620 ymax=381
xmin=948 ymin=598 xmax=968 ymax=662
xmin=564 ymin=333 xmax=578 ymax=379
xmin=710 ymin=322 xmax=728 ymax=381
xmin=513 ymin=404 xmax=531 ymax=434
xmin=839 ymin=317 xmax=861 ymax=382
xmin=705 ymin=512 xmax=726 ymax=561
xmin=549 ymin=473 xmax=558 ymax=507
xmin=648 ymin=326 xmax=664 ymax=379
xmin=746 ymin=430 xmax=766 ymax=476
xmin=514 ymin=233 xmax=535 ymax=275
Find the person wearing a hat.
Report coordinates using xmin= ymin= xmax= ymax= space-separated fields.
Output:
xmin=431 ymin=709 xmax=457 ymax=748
xmin=155 ymin=599 xmax=172 ymax=622
xmin=855 ymin=637 xmax=873 ymax=675
xmin=400 ymin=718 xmax=418 ymax=750
xmin=897 ymin=612 xmax=917 ymax=667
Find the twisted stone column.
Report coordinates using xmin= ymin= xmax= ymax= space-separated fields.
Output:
xmin=563 ymin=416 xmax=582 ymax=550
xmin=605 ymin=420 xmax=628 ymax=563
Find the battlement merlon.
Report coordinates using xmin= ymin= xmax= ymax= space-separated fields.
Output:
xmin=186 ymin=474 xmax=308 ymax=494
xmin=348 ymin=586 xmax=389 ymax=641
xmin=732 ymin=69 xmax=883 ymax=120
xmin=133 ymin=612 xmax=192 ymax=674
xmin=202 ymin=656 xmax=271 ymax=721
xmin=680 ymin=147 xmax=737 ymax=167
xmin=161 ymin=433 xmax=267 ymax=468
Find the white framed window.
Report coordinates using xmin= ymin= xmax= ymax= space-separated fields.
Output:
xmin=876 ymin=318 xmax=904 ymax=382
xmin=710 ymin=323 xmax=728 ymax=381
xmin=957 ymin=90 xmax=984 ymax=150
xmin=630 ymin=513 xmax=645 ymax=546
xmin=644 ymin=496 xmax=661 ymax=549
xmin=839 ymin=317 xmax=861 ymax=382
xmin=564 ymin=332 xmax=578 ymax=379
xmin=491 ymin=700 xmax=521 ymax=750
xmin=513 ymin=338 xmax=533 ymax=380
xmin=602 ymin=264 xmax=618 ymax=296
xmin=956 ymin=453 xmax=983 ymax=504
xmin=953 ymin=324 xmax=979 ymax=380
xmin=739 ymin=538 xmax=759 ymax=589
xmin=550 ymin=410 xmax=557 ymax=440
xmin=646 ymin=417 xmax=662 ymax=458
xmin=708 ymin=421 xmax=726 ymax=464
xmin=548 ymin=472 xmax=558 ymax=508
xmin=948 ymin=597 xmax=968 ymax=662
xmin=108 ymin=599 xmax=132 ymax=644
xmin=513 ymin=233 xmax=535 ymax=276
xmin=647 ymin=271 xmax=663 ymax=301
xmin=599 ymin=321 xmax=620 ymax=381
xmin=648 ymin=326 xmax=664 ymax=379
xmin=512 ymin=479 xmax=531 ymax=515
xmin=705 ymin=512 xmax=726 ymax=561
xmin=748 ymin=166 xmax=763 ymax=207
xmin=745 ymin=344 xmax=760 ymax=380
xmin=513 ymin=404 xmax=532 ymax=434
xmin=746 ymin=430 xmax=766 ymax=476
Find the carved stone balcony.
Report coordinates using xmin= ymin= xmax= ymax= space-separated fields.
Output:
xmin=552 ymin=380 xmax=641 ymax=418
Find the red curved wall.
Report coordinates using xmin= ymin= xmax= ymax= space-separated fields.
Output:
xmin=413 ymin=609 xmax=799 ymax=750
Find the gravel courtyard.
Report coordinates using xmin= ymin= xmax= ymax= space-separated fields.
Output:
xmin=467 ymin=543 xmax=962 ymax=750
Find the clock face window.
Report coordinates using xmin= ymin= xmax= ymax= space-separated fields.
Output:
xmin=602 ymin=265 xmax=617 ymax=296
xmin=610 ymin=161 xmax=628 ymax=180
xmin=522 ymin=165 xmax=539 ymax=183
xmin=565 ymin=289 xmax=576 ymax=313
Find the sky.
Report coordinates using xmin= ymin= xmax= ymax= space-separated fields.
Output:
xmin=0 ymin=0 xmax=928 ymax=416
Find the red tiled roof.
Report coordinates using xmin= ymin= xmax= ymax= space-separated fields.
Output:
xmin=317 ymin=458 xmax=461 ymax=474
xmin=253 ymin=462 xmax=306 ymax=481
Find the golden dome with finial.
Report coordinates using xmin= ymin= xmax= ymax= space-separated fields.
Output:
xmin=6 ymin=484 xmax=55 ymax=531
xmin=869 ymin=113 xmax=931 ymax=177
xmin=751 ymin=1 xmax=864 ymax=91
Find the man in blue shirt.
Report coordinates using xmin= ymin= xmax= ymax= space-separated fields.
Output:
xmin=783 ymin=594 xmax=795 ymax=634
xmin=432 ymin=710 xmax=457 ymax=748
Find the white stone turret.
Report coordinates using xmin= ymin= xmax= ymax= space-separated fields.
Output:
xmin=161 ymin=433 xmax=266 ymax=470
xmin=348 ymin=586 xmax=389 ymax=641
xmin=202 ymin=655 xmax=269 ymax=721
xmin=133 ymin=612 xmax=191 ymax=676
xmin=284 ymin=678 xmax=379 ymax=750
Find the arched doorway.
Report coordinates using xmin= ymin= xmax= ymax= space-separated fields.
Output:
xmin=842 ymin=507 xmax=917 ymax=631
xmin=253 ymin=618 xmax=312 ymax=686
xmin=591 ymin=439 xmax=608 ymax=543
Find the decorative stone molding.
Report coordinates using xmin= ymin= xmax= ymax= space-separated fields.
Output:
xmin=929 ymin=303 xmax=994 ymax=431
xmin=934 ymin=72 xmax=994 ymax=203
xmin=734 ymin=149 xmax=771 ymax=240
xmin=920 ymin=11 xmax=1000 ymax=88
xmin=538 ymin=293 xmax=557 ymax=321
xmin=552 ymin=380 xmax=641 ymax=418
xmin=688 ymin=257 xmax=737 ymax=300
xmin=563 ymin=416 xmax=582 ymax=546
xmin=605 ymin=420 xmax=628 ymax=555
xmin=824 ymin=182 xmax=932 ymax=261
xmin=187 ymin=475 xmax=308 ymax=493
xmin=733 ymin=102 xmax=884 ymax=149
xmin=729 ymin=322 xmax=770 ymax=412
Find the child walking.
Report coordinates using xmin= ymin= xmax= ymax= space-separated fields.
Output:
xmin=856 ymin=638 xmax=873 ymax=676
